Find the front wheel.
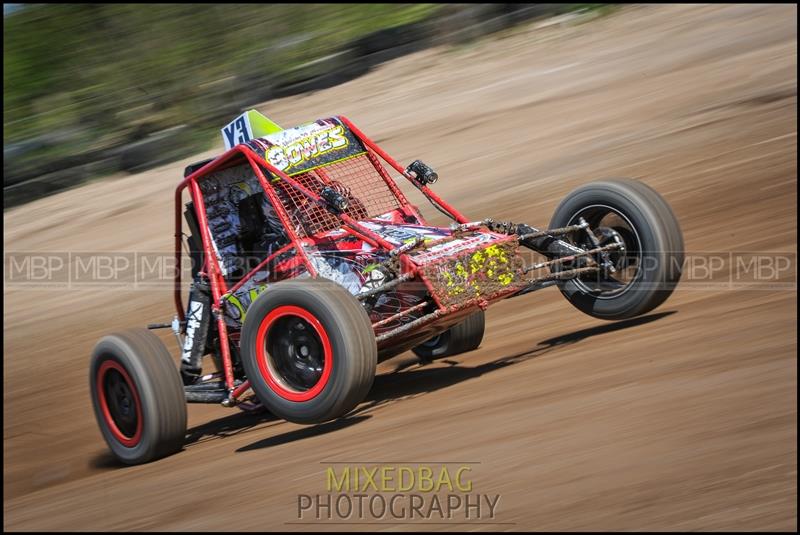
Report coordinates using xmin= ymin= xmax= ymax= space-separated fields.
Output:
xmin=549 ymin=178 xmax=684 ymax=320
xmin=240 ymin=278 xmax=377 ymax=424
xmin=90 ymin=329 xmax=187 ymax=465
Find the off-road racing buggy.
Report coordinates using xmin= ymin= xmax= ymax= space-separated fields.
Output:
xmin=90 ymin=110 xmax=684 ymax=464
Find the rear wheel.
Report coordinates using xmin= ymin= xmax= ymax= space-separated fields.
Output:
xmin=413 ymin=311 xmax=485 ymax=359
xmin=240 ymin=278 xmax=377 ymax=424
xmin=90 ymin=329 xmax=187 ymax=465
xmin=549 ymin=178 xmax=683 ymax=320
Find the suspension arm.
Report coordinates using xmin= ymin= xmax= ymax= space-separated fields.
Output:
xmin=483 ymin=218 xmax=589 ymax=259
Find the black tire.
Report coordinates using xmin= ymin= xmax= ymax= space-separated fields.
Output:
xmin=90 ymin=329 xmax=187 ymax=465
xmin=240 ymin=278 xmax=377 ymax=424
xmin=412 ymin=311 xmax=485 ymax=359
xmin=549 ymin=178 xmax=683 ymax=320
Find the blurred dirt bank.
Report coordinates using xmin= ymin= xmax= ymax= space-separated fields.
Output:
xmin=3 ymin=4 xmax=797 ymax=531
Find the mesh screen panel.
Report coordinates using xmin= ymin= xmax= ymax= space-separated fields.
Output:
xmin=272 ymin=153 xmax=403 ymax=237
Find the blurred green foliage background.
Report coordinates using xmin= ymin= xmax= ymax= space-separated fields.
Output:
xmin=3 ymin=3 xmax=592 ymax=208
xmin=4 ymin=3 xmax=437 ymax=148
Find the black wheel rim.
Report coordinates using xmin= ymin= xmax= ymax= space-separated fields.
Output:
xmin=420 ymin=334 xmax=442 ymax=349
xmin=266 ymin=315 xmax=326 ymax=392
xmin=566 ymin=204 xmax=643 ymax=298
xmin=103 ymin=369 xmax=139 ymax=439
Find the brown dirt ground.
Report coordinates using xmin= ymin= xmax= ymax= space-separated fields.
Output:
xmin=3 ymin=4 xmax=797 ymax=531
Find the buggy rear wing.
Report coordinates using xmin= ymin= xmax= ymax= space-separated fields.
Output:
xmin=221 ymin=109 xmax=283 ymax=150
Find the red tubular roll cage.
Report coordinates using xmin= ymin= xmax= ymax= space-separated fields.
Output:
xmin=173 ymin=116 xmax=468 ymax=396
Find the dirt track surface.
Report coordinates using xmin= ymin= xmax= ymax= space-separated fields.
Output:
xmin=3 ymin=4 xmax=797 ymax=531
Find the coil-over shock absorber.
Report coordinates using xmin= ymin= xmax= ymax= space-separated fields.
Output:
xmin=180 ymin=279 xmax=212 ymax=385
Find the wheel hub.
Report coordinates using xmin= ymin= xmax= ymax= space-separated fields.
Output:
xmin=594 ymin=226 xmax=629 ymax=271
xmin=104 ymin=369 xmax=138 ymax=438
xmin=567 ymin=205 xmax=643 ymax=297
xmin=268 ymin=317 xmax=326 ymax=392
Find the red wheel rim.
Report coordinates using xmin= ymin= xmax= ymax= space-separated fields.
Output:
xmin=96 ymin=360 xmax=143 ymax=447
xmin=256 ymin=305 xmax=333 ymax=402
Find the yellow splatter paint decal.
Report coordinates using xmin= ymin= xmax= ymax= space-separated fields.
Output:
xmin=424 ymin=241 xmax=524 ymax=306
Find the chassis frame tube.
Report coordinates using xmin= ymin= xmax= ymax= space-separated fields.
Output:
xmin=243 ymin=150 xmax=319 ymax=277
xmin=340 ymin=116 xmax=469 ymax=224
xmin=188 ymin=178 xmax=237 ymax=393
xmin=223 ymin=241 xmax=297 ymax=298
xmin=371 ymin=301 xmax=430 ymax=330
